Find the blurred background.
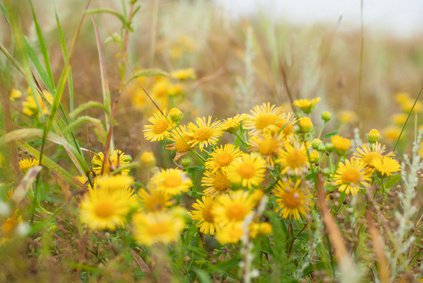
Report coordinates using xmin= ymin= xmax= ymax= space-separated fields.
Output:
xmin=2 ymin=0 xmax=422 ymax=157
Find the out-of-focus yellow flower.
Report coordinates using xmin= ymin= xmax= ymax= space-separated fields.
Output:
xmin=392 ymin=113 xmax=407 ymax=126
xmin=187 ymin=116 xmax=223 ymax=151
xmin=215 ymin=222 xmax=243 ymax=244
xmin=201 ymin=170 xmax=231 ymax=196
xmin=382 ymin=126 xmax=401 ymax=142
xmin=138 ymin=188 xmax=173 ymax=212
xmin=310 ymin=150 xmax=320 ymax=163
xmin=298 ymin=117 xmax=313 ymax=132
xmin=9 ymin=88 xmax=22 ymax=101
xmin=331 ymin=135 xmax=351 ymax=153
xmin=226 ymin=153 xmax=266 ymax=189
xmin=91 ymin=150 xmax=132 ymax=176
xmin=166 ymin=125 xmax=193 ymax=160
xmin=140 ymin=151 xmax=156 ymax=168
xmin=277 ymin=142 xmax=308 ymax=175
xmin=132 ymin=208 xmax=186 ymax=246
xmin=171 ymin=68 xmax=196 ymax=81
xmin=144 ymin=110 xmax=175 ymax=142
xmin=18 ymin=158 xmax=38 ymax=173
xmin=168 ymin=107 xmax=183 ymax=123
xmin=213 ymin=190 xmax=255 ymax=226
xmin=321 ymin=111 xmax=332 ymax=122
xmin=149 ymin=168 xmax=192 ymax=196
xmin=221 ymin=114 xmax=246 ymax=133
xmin=205 ymin=144 xmax=242 ymax=173
xmin=22 ymin=89 xmax=53 ymax=116
xmin=337 ymin=110 xmax=357 ymax=124
xmin=244 ymin=103 xmax=285 ymax=133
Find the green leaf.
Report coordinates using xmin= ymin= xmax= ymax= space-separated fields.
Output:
xmin=194 ymin=269 xmax=212 ymax=283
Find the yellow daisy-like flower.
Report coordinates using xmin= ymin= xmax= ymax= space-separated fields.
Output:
xmin=187 ymin=116 xmax=223 ymax=151
xmin=250 ymin=132 xmax=283 ymax=164
xmin=151 ymin=78 xmax=171 ymax=99
xmin=191 ymin=196 xmax=216 ymax=235
xmin=205 ymin=144 xmax=242 ymax=172
xmin=80 ymin=187 xmax=135 ymax=230
xmin=249 ymin=222 xmax=272 ymax=238
xmin=166 ymin=125 xmax=193 ymax=160
xmin=293 ymin=97 xmax=320 ymax=114
xmin=19 ymin=158 xmax=38 ymax=173
xmin=274 ymin=179 xmax=312 ymax=220
xmin=91 ymin=149 xmax=132 ymax=176
xmin=244 ymin=103 xmax=285 ymax=133
xmin=333 ymin=158 xmax=371 ymax=195
xmin=201 ymin=170 xmax=231 ymax=196
xmin=171 ymin=68 xmax=196 ymax=81
xmin=372 ymin=156 xmax=401 ymax=176
xmin=138 ymin=189 xmax=173 ymax=212
xmin=213 ymin=190 xmax=255 ymax=226
xmin=94 ymin=175 xmax=134 ymax=191
xmin=354 ymin=143 xmax=393 ymax=168
xmin=215 ymin=222 xmax=244 ymax=244
xmin=331 ymin=135 xmax=351 ymax=153
xmin=298 ymin=117 xmax=313 ymax=132
xmin=278 ymin=142 xmax=308 ymax=175
xmin=392 ymin=113 xmax=407 ymax=127
xmin=221 ymin=114 xmax=246 ymax=132
xmin=9 ymin=88 xmax=22 ymax=101
xmin=149 ymin=168 xmax=192 ymax=196
xmin=226 ymin=153 xmax=266 ymax=189
xmin=132 ymin=208 xmax=186 ymax=246
xmin=144 ymin=110 xmax=174 ymax=142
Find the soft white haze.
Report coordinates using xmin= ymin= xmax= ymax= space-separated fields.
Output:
xmin=214 ymin=0 xmax=423 ymax=37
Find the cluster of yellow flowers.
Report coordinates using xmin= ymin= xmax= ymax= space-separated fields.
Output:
xmin=124 ymin=68 xmax=196 ymax=114
xmin=9 ymin=88 xmax=53 ymax=117
xmin=75 ymin=96 xmax=404 ymax=247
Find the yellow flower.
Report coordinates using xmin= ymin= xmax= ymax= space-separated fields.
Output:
xmin=309 ymin=150 xmax=320 ymax=163
xmin=19 ymin=158 xmax=38 ymax=173
xmin=94 ymin=175 xmax=134 ymax=191
xmin=132 ymin=208 xmax=186 ymax=246
xmin=152 ymin=78 xmax=171 ymax=99
xmin=166 ymin=125 xmax=193 ymax=160
xmin=383 ymin=126 xmax=401 ymax=142
xmin=149 ymin=169 xmax=192 ymax=196
xmin=226 ymin=153 xmax=266 ymax=189
xmin=337 ymin=110 xmax=357 ymax=124
xmin=331 ymin=135 xmax=351 ymax=152
xmin=293 ymin=97 xmax=320 ymax=114
xmin=354 ymin=142 xmax=392 ymax=168
xmin=167 ymin=83 xmax=184 ymax=96
xmin=168 ymin=107 xmax=183 ymax=122
xmin=273 ymin=179 xmax=312 ymax=220
xmin=9 ymin=88 xmax=22 ymax=101
xmin=215 ymin=222 xmax=244 ymax=244
xmin=372 ymin=156 xmax=401 ymax=176
xmin=213 ymin=190 xmax=255 ymax=226
xmin=80 ymin=187 xmax=135 ymax=230
xmin=419 ymin=142 xmax=423 ymax=158
xmin=205 ymin=144 xmax=242 ymax=172
xmin=138 ymin=189 xmax=173 ymax=212
xmin=221 ymin=114 xmax=246 ymax=132
xmin=367 ymin=129 xmax=381 ymax=143
xmin=171 ymin=68 xmax=196 ymax=81
xmin=277 ymin=142 xmax=308 ymax=175
xmin=140 ymin=151 xmax=156 ymax=167
xmin=91 ymin=150 xmax=131 ymax=176
xmin=191 ymin=196 xmax=216 ymax=235
xmin=333 ymin=158 xmax=371 ymax=195
xmin=187 ymin=116 xmax=223 ymax=151
xmin=392 ymin=113 xmax=407 ymax=126
xmin=298 ymin=117 xmax=313 ymax=132
xmin=22 ymin=89 xmax=53 ymax=116
xmin=144 ymin=110 xmax=174 ymax=142
xmin=249 ymin=222 xmax=272 ymax=238
xmin=201 ymin=170 xmax=231 ymax=196
xmin=250 ymin=132 xmax=283 ymax=164
xmin=244 ymin=103 xmax=285 ymax=133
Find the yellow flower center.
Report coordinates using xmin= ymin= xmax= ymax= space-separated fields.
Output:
xmin=147 ymin=221 xmax=170 ymax=236
xmin=175 ymin=136 xmax=191 ymax=152
xmin=255 ymin=113 xmax=278 ymax=130
xmin=342 ymin=167 xmax=361 ymax=183
xmin=285 ymin=149 xmax=307 ymax=168
xmin=163 ymin=174 xmax=182 ymax=188
xmin=237 ymin=162 xmax=256 ymax=179
xmin=202 ymin=206 xmax=214 ymax=222
xmin=212 ymin=172 xmax=230 ymax=191
xmin=153 ymin=119 xmax=169 ymax=134
xmin=283 ymin=190 xmax=301 ymax=209
xmin=195 ymin=127 xmax=213 ymax=141
xmin=258 ymin=138 xmax=278 ymax=155
xmin=215 ymin=152 xmax=233 ymax=166
xmin=226 ymin=203 xmax=248 ymax=221
xmin=363 ymin=152 xmax=381 ymax=165
xmin=94 ymin=201 xmax=115 ymax=218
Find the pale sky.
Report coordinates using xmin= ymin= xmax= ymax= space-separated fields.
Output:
xmin=214 ymin=0 xmax=423 ymax=37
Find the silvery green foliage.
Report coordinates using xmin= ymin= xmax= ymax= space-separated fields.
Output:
xmin=388 ymin=132 xmax=422 ymax=280
xmin=235 ymin=26 xmax=256 ymax=112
